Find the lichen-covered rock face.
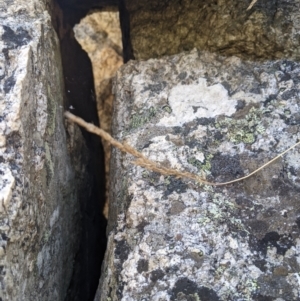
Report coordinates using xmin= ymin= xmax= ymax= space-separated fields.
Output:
xmin=0 ymin=0 xmax=88 ymax=300
xmin=124 ymin=0 xmax=300 ymax=61
xmin=96 ymin=50 xmax=300 ymax=300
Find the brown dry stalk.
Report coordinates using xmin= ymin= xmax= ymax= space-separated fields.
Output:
xmin=65 ymin=111 xmax=300 ymax=186
xmin=247 ymin=0 xmax=258 ymax=10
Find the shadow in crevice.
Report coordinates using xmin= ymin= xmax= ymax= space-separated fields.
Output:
xmin=51 ymin=1 xmax=118 ymax=300
xmin=119 ymin=0 xmax=135 ymax=62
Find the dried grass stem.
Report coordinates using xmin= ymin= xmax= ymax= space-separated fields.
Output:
xmin=247 ymin=0 xmax=258 ymax=10
xmin=65 ymin=111 xmax=300 ymax=186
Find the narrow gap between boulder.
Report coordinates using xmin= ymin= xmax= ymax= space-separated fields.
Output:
xmin=74 ymin=9 xmax=123 ymax=219
xmin=50 ymin=0 xmax=121 ymax=300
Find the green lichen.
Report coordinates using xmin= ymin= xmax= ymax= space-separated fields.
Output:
xmin=230 ymin=131 xmax=255 ymax=144
xmin=164 ymin=176 xmax=171 ymax=186
xmin=255 ymin=124 xmax=265 ymax=134
xmin=162 ymin=104 xmax=172 ymax=114
xmin=191 ymin=293 xmax=200 ymax=301
xmin=142 ymin=170 xmax=150 ymax=179
xmin=212 ymin=194 xmax=236 ymax=209
xmin=130 ymin=106 xmax=156 ymax=129
xmin=188 ymin=154 xmax=213 ymax=175
xmin=201 ymin=154 xmax=213 ymax=172
xmin=141 ymin=170 xmax=159 ymax=185
xmin=203 ymin=194 xmax=248 ymax=233
xmin=43 ymin=230 xmax=51 ymax=243
xmin=215 ymin=265 xmax=227 ymax=279
xmin=216 ymin=106 xmax=265 ymax=144
xmin=203 ymin=184 xmax=214 ymax=192
xmin=241 ymin=279 xmax=259 ymax=301
xmin=187 ymin=157 xmax=202 ymax=170
xmin=208 ymin=203 xmax=224 ymax=220
xmin=176 ymin=292 xmax=200 ymax=301
xmin=197 ymin=216 xmax=211 ymax=225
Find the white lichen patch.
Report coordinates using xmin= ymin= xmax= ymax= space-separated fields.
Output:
xmin=0 ymin=165 xmax=15 ymax=212
xmin=231 ymin=91 xmax=264 ymax=104
xmin=139 ymin=135 xmax=205 ymax=172
xmin=50 ymin=207 xmax=60 ymax=228
xmin=36 ymin=83 xmax=48 ymax=136
xmin=187 ymin=125 xmax=208 ymax=140
xmin=0 ymin=136 xmax=6 ymax=148
xmin=159 ymin=78 xmax=237 ymax=127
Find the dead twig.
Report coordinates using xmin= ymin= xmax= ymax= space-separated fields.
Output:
xmin=65 ymin=111 xmax=300 ymax=186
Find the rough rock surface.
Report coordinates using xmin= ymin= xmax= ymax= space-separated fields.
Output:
xmin=0 ymin=0 xmax=88 ymax=300
xmin=123 ymin=0 xmax=300 ymax=60
xmin=95 ymin=50 xmax=300 ymax=300
xmin=74 ymin=11 xmax=123 ymax=217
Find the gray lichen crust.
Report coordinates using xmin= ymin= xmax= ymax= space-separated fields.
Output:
xmin=97 ymin=50 xmax=300 ymax=301
xmin=0 ymin=0 xmax=87 ymax=300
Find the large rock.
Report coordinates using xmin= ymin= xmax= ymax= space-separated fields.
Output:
xmin=122 ymin=0 xmax=300 ymax=60
xmin=95 ymin=50 xmax=300 ymax=300
xmin=0 ymin=0 xmax=89 ymax=299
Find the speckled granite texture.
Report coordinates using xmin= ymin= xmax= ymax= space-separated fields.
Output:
xmin=95 ymin=50 xmax=300 ymax=301
xmin=123 ymin=0 xmax=300 ymax=61
xmin=0 ymin=0 xmax=89 ymax=299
